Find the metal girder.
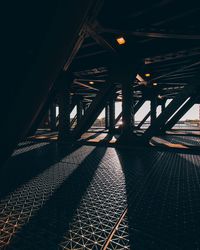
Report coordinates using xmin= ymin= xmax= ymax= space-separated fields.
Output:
xmin=161 ymin=96 xmax=198 ymax=132
xmin=27 ymin=94 xmax=56 ymax=137
xmin=0 ymin=0 xmax=103 ymax=165
xmin=71 ymin=53 xmax=110 ymax=72
xmin=137 ymin=111 xmax=151 ymax=129
xmin=49 ymin=103 xmax=57 ymax=131
xmin=105 ymin=104 xmax=110 ymax=129
xmin=86 ymin=25 xmax=117 ymax=54
xmin=72 ymin=83 xmax=115 ymax=139
xmin=101 ymin=27 xmax=200 ymax=40
xmin=56 ymin=95 xmax=77 ymax=128
xmin=153 ymin=7 xmax=200 ymax=26
xmin=128 ymin=0 xmax=174 ymax=19
xmin=105 ymin=98 xmax=115 ymax=132
xmin=161 ymin=100 xmax=166 ymax=113
xmin=108 ymin=97 xmax=115 ymax=133
xmin=164 ymin=72 xmax=197 ymax=78
xmin=27 ymin=72 xmax=72 ymax=137
xmin=75 ymin=78 xmax=106 ymax=82
xmin=73 ymin=79 xmax=100 ymax=91
xmin=134 ymin=98 xmax=146 ymax=115
xmin=74 ymin=67 xmax=108 ymax=77
xmin=115 ymin=98 xmax=146 ymax=125
xmin=121 ymin=76 xmax=135 ymax=135
xmin=77 ymin=98 xmax=84 ymax=125
xmin=70 ymin=114 xmax=78 ymax=128
xmin=81 ymin=41 xmax=97 ymax=48
xmin=150 ymin=97 xmax=157 ymax=124
xmin=74 ymin=38 xmax=141 ymax=139
xmin=58 ymin=76 xmax=72 ymax=143
xmin=144 ymin=47 xmax=200 ymax=64
xmin=70 ymin=95 xmax=79 ymax=113
xmin=151 ymin=61 xmax=200 ymax=82
xmin=75 ymin=50 xmax=107 ymax=59
xmin=143 ymin=84 xmax=198 ymax=139
xmin=115 ymin=112 xmax=122 ymax=125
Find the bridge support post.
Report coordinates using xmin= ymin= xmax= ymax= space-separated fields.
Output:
xmin=105 ymin=104 xmax=110 ymax=130
xmin=109 ymin=97 xmax=115 ymax=133
xmin=116 ymin=66 xmax=143 ymax=145
xmin=49 ymin=102 xmax=57 ymax=131
xmin=121 ymin=76 xmax=135 ymax=136
xmin=150 ymin=97 xmax=157 ymax=125
xmin=77 ymin=97 xmax=83 ymax=126
xmin=161 ymin=100 xmax=166 ymax=113
xmin=58 ymin=77 xmax=72 ymax=144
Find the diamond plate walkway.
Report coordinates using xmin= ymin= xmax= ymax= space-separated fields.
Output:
xmin=1 ymin=140 xmax=200 ymax=249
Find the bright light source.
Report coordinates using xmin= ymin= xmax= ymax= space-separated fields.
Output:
xmin=145 ymin=73 xmax=151 ymax=77
xmin=89 ymin=81 xmax=94 ymax=84
xmin=153 ymin=82 xmax=158 ymax=86
xmin=116 ymin=37 xmax=126 ymax=45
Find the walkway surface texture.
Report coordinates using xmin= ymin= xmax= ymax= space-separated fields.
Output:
xmin=1 ymin=137 xmax=200 ymax=249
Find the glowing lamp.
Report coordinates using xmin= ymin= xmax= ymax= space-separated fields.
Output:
xmin=116 ymin=37 xmax=126 ymax=45
xmin=145 ymin=73 xmax=151 ymax=77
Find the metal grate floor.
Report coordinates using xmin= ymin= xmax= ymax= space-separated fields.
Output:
xmin=161 ymin=135 xmax=200 ymax=147
xmin=1 ymin=140 xmax=200 ymax=249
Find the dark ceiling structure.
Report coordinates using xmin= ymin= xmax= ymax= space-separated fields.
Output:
xmin=1 ymin=1 xmax=200 ymax=249
xmin=1 ymin=0 xmax=200 ymax=163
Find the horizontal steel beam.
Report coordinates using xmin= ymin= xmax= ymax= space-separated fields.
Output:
xmin=102 ymin=27 xmax=200 ymax=40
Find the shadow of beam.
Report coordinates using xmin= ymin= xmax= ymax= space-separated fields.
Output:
xmin=4 ymin=146 xmax=106 ymax=249
xmin=116 ymin=148 xmax=180 ymax=250
xmin=0 ymin=142 xmax=82 ymax=200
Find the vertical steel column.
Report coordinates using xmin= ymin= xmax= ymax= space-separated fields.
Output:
xmin=161 ymin=100 xmax=166 ymax=113
xmin=105 ymin=104 xmax=110 ymax=130
xmin=77 ymin=98 xmax=83 ymax=126
xmin=116 ymin=60 xmax=141 ymax=144
xmin=122 ymin=79 xmax=134 ymax=135
xmin=150 ymin=97 xmax=157 ymax=125
xmin=49 ymin=102 xmax=57 ymax=131
xmin=82 ymin=102 xmax=87 ymax=116
xmin=109 ymin=98 xmax=115 ymax=133
xmin=58 ymin=80 xmax=72 ymax=143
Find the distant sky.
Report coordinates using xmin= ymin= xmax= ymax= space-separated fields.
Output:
xmin=62 ymin=100 xmax=199 ymax=121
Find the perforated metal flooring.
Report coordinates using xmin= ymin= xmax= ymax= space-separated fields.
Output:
xmin=1 ymin=140 xmax=200 ymax=249
xmin=162 ymin=135 xmax=200 ymax=147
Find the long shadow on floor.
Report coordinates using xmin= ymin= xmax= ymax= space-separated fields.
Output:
xmin=0 ymin=142 xmax=82 ymax=200
xmin=6 ymin=146 xmax=106 ymax=249
xmin=116 ymin=148 xmax=181 ymax=250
